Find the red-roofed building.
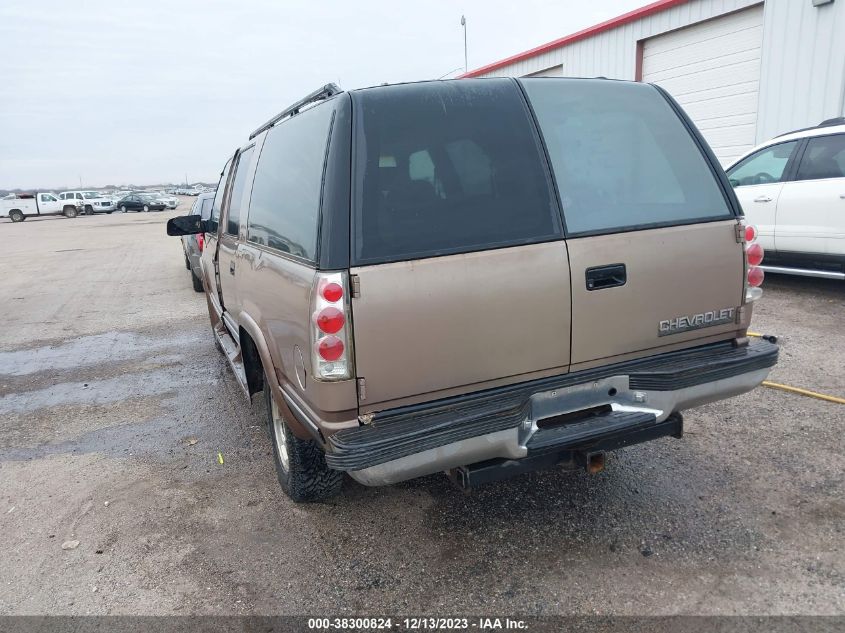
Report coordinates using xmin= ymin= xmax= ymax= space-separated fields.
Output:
xmin=462 ymin=0 xmax=845 ymax=166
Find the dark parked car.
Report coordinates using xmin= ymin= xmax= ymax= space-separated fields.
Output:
xmin=118 ymin=194 xmax=166 ymax=212
xmin=182 ymin=192 xmax=215 ymax=292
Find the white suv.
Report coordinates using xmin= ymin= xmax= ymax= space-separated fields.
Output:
xmin=726 ymin=117 xmax=845 ymax=280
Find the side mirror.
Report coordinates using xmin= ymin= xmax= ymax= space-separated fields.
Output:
xmin=167 ymin=214 xmax=206 ymax=236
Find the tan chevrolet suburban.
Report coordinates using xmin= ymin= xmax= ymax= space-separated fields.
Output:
xmin=168 ymin=78 xmax=778 ymax=501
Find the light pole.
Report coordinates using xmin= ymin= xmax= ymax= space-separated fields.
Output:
xmin=461 ymin=15 xmax=468 ymax=73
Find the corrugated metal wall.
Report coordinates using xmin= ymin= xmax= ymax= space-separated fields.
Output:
xmin=756 ymin=0 xmax=845 ymax=141
xmin=478 ymin=0 xmax=762 ymax=80
xmin=475 ymin=0 xmax=845 ymax=145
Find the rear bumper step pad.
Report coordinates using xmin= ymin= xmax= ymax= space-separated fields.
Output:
xmin=527 ymin=410 xmax=657 ymax=453
xmin=326 ymin=339 xmax=777 ymax=472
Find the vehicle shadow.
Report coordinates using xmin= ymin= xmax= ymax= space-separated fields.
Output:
xmin=763 ymin=272 xmax=844 ymax=298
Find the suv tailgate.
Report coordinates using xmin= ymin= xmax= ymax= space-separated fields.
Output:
xmin=522 ymin=79 xmax=744 ymax=367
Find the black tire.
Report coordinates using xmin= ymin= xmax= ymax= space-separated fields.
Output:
xmin=63 ymin=206 xmax=78 ymax=218
xmin=120 ymin=205 xmax=127 ymax=213
xmin=84 ymin=205 xmax=94 ymax=215
xmin=106 ymin=211 xmax=113 ymax=214
xmin=184 ymin=250 xmax=191 ymax=270
xmin=9 ymin=209 xmax=24 ymax=223
xmin=264 ymin=375 xmax=342 ymax=502
xmin=143 ymin=205 xmax=149 ymax=212
xmin=191 ymin=270 xmax=204 ymax=292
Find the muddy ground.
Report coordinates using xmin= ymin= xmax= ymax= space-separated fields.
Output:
xmin=0 ymin=205 xmax=842 ymax=615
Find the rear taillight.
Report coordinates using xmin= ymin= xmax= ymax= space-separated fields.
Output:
xmin=198 ymin=233 xmax=204 ymax=253
xmin=742 ymin=223 xmax=764 ymax=302
xmin=311 ymin=272 xmax=353 ymax=380
xmin=746 ymin=242 xmax=763 ymax=267
xmin=744 ymin=225 xmax=757 ymax=243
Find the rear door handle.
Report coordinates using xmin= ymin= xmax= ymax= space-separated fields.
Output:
xmin=754 ymin=195 xmax=772 ymax=203
xmin=586 ymin=263 xmax=626 ymax=291
xmin=229 ymin=261 xmax=235 ymax=275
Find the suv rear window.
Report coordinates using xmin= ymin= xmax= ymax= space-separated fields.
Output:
xmin=352 ymin=79 xmax=560 ymax=265
xmin=522 ymin=79 xmax=733 ymax=235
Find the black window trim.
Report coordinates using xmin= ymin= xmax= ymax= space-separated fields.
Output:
xmin=208 ymin=154 xmax=236 ymax=236
xmin=222 ymin=142 xmax=256 ymax=238
xmin=243 ymin=99 xmax=337 ymax=267
xmin=318 ymin=92 xmax=352 ymax=271
xmin=348 ymin=80 xmax=564 ymax=267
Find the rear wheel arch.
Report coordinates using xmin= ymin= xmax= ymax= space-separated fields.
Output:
xmin=238 ymin=326 xmax=265 ymax=397
xmin=237 ymin=317 xmax=311 ymax=441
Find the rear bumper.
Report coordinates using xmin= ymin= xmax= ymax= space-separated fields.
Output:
xmin=326 ymin=339 xmax=778 ymax=486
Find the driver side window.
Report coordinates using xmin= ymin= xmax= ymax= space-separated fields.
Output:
xmin=727 ymin=140 xmax=799 ymax=187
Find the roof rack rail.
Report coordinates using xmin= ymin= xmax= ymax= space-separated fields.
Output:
xmin=819 ymin=116 xmax=845 ymax=127
xmin=775 ymin=116 xmax=845 ymax=138
xmin=249 ymin=83 xmax=341 ymax=140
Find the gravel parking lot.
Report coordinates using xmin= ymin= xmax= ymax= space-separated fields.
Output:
xmin=0 ymin=205 xmax=842 ymax=616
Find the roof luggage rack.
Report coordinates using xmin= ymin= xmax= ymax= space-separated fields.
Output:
xmin=775 ymin=116 xmax=845 ymax=138
xmin=249 ymin=83 xmax=341 ymax=140
xmin=819 ymin=116 xmax=845 ymax=127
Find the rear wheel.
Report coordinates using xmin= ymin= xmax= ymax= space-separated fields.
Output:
xmin=191 ymin=271 xmax=204 ymax=292
xmin=63 ymin=206 xmax=78 ymax=218
xmin=264 ymin=375 xmax=342 ymax=502
xmin=9 ymin=209 xmax=24 ymax=223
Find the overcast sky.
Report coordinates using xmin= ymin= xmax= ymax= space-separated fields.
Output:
xmin=0 ymin=0 xmax=644 ymax=189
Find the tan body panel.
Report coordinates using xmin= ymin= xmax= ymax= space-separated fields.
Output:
xmin=567 ymin=220 xmax=745 ymax=365
xmin=217 ymin=234 xmax=239 ymax=328
xmin=237 ymin=243 xmax=358 ymax=422
xmin=351 ymin=241 xmax=572 ymax=409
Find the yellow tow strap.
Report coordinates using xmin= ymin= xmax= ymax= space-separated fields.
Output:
xmin=746 ymin=332 xmax=844 ymax=404
xmin=761 ymin=381 xmax=845 ymax=405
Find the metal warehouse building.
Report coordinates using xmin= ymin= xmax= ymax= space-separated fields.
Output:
xmin=463 ymin=0 xmax=845 ymax=166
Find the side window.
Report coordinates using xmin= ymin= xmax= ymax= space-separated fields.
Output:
xmin=225 ymin=146 xmax=255 ymax=236
xmin=246 ymin=102 xmax=334 ymax=261
xmin=208 ymin=158 xmax=232 ymax=234
xmin=58 ymin=193 xmax=65 ymax=200
xmin=200 ymin=197 xmax=214 ymax=219
xmin=727 ymin=141 xmax=799 ymax=187
xmin=795 ymin=134 xmax=845 ymax=181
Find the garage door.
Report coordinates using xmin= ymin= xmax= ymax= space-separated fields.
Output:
xmin=642 ymin=4 xmax=764 ymax=166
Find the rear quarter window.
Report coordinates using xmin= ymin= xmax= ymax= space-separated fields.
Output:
xmin=522 ymin=79 xmax=733 ymax=235
xmin=352 ymin=79 xmax=561 ymax=265
xmin=246 ymin=100 xmax=334 ymax=262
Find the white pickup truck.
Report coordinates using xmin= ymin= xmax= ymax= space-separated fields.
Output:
xmin=1 ymin=192 xmax=81 ymax=222
xmin=58 ymin=190 xmax=116 ymax=214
